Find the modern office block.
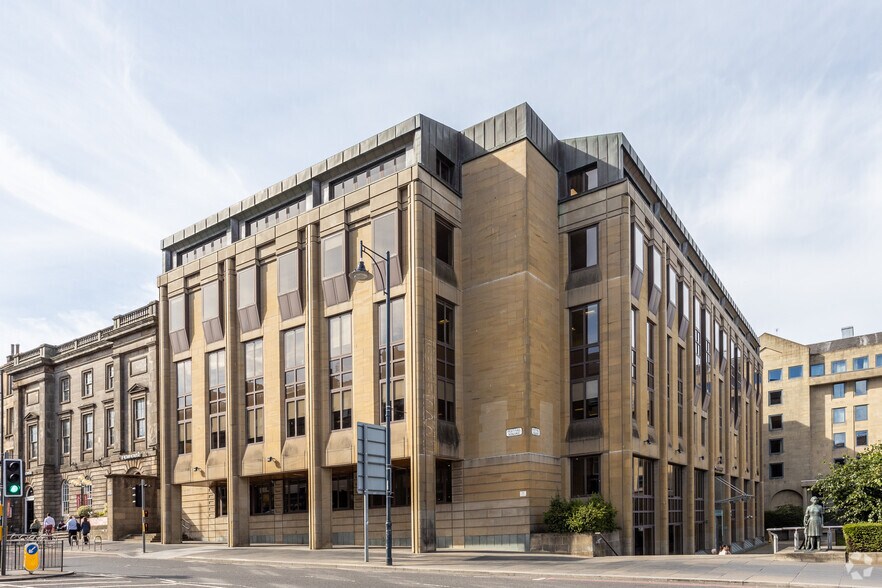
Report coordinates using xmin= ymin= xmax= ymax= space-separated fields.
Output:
xmin=156 ymin=104 xmax=762 ymax=555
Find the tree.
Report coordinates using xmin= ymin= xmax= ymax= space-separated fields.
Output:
xmin=811 ymin=443 xmax=882 ymax=524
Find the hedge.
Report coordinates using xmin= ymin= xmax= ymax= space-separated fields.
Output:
xmin=764 ymin=504 xmax=803 ymax=529
xmin=843 ymin=523 xmax=882 ymax=553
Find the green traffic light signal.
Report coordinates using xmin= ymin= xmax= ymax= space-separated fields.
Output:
xmin=3 ymin=458 xmax=23 ymax=498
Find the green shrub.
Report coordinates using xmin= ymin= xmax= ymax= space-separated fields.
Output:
xmin=543 ymin=497 xmax=572 ymax=533
xmin=543 ymin=495 xmax=618 ymax=534
xmin=843 ymin=523 xmax=882 ymax=553
xmin=567 ymin=494 xmax=617 ymax=533
xmin=76 ymin=505 xmax=93 ymax=518
xmin=764 ymin=504 xmax=804 ymax=529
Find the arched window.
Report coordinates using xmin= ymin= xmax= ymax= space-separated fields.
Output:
xmin=60 ymin=481 xmax=69 ymax=515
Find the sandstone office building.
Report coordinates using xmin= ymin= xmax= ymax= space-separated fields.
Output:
xmin=760 ymin=330 xmax=882 ymax=511
xmin=156 ymin=104 xmax=763 ymax=555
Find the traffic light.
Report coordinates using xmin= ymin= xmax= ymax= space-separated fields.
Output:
xmin=132 ymin=484 xmax=143 ymax=507
xmin=3 ymin=459 xmax=23 ymax=497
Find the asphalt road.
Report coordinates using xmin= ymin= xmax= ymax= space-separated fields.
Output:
xmin=32 ymin=551 xmax=725 ymax=588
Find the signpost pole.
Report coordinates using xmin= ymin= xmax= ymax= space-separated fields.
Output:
xmin=141 ymin=479 xmax=146 ymax=554
xmin=363 ymin=490 xmax=369 ymax=562
xmin=357 ymin=422 xmax=387 ymax=565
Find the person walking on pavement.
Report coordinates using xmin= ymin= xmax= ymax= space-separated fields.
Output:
xmin=42 ymin=513 xmax=55 ymax=537
xmin=29 ymin=518 xmax=41 ymax=535
xmin=81 ymin=516 xmax=91 ymax=545
xmin=66 ymin=515 xmax=79 ymax=546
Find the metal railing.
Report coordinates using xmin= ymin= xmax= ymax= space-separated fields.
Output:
xmin=767 ymin=526 xmax=843 ymax=553
xmin=4 ymin=537 xmax=64 ymax=572
xmin=594 ymin=532 xmax=619 ymax=556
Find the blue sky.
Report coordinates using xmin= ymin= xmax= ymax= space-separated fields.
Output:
xmin=2 ymin=1 xmax=881 ymax=352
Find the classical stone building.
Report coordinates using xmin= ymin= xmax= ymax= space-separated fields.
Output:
xmin=760 ymin=330 xmax=882 ymax=511
xmin=0 ymin=303 xmax=159 ymax=539
xmin=157 ymin=103 xmax=763 ymax=555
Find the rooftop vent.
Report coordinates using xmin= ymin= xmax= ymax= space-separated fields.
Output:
xmin=842 ymin=326 xmax=854 ymax=338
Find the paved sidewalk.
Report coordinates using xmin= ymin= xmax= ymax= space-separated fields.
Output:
xmin=98 ymin=541 xmax=879 ymax=587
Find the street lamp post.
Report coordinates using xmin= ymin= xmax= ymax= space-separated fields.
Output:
xmin=350 ymin=240 xmax=393 ymax=566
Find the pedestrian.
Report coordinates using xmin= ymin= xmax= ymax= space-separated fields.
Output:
xmin=81 ymin=516 xmax=91 ymax=545
xmin=29 ymin=518 xmax=41 ymax=535
xmin=66 ymin=515 xmax=79 ymax=546
xmin=42 ymin=513 xmax=55 ymax=537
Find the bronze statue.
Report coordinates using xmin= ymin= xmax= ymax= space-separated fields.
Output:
xmin=803 ymin=496 xmax=824 ymax=550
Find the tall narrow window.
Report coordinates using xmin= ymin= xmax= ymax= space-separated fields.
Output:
xmin=60 ymin=418 xmax=71 ymax=456
xmin=569 ymin=225 xmax=598 ymax=271
xmin=666 ymin=266 xmax=678 ymax=328
xmin=379 ymin=298 xmax=405 ymax=422
xmin=679 ymin=282 xmax=690 ymax=339
xmin=329 ymin=314 xmax=352 ymax=431
xmin=436 ymin=460 xmax=453 ymax=504
xmin=60 ymin=377 xmax=70 ymax=403
xmin=631 ymin=307 xmax=639 ymax=421
xmin=277 ymin=250 xmax=303 ymax=320
xmin=208 ymin=350 xmax=227 ymax=449
xmin=372 ymin=211 xmax=402 ymax=290
xmin=245 ymin=339 xmax=264 ymax=443
xmin=648 ymin=247 xmax=662 ymax=314
xmin=133 ymin=398 xmax=146 ymax=440
xmin=176 ymin=360 xmax=192 ymax=454
xmin=214 ymin=484 xmax=228 ymax=517
xmin=61 ymin=480 xmax=69 ymax=515
xmin=437 ymin=299 xmax=456 ymax=422
xmin=570 ymin=303 xmax=600 ymax=420
xmin=677 ymin=346 xmax=684 ymax=438
xmin=169 ymin=293 xmax=189 ymax=353
xmin=332 ymin=473 xmax=353 ymax=510
xmin=237 ymin=265 xmax=260 ymax=332
xmin=693 ymin=299 xmax=705 ymax=408
xmin=694 ymin=470 xmax=707 ymax=551
xmin=202 ymin=280 xmax=224 ymax=343
xmin=631 ymin=224 xmax=645 ymax=298
xmin=436 ymin=218 xmax=454 ymax=267
xmin=82 ymin=413 xmax=94 ymax=452
xmin=105 ymin=408 xmax=115 ymax=452
xmin=646 ymin=321 xmax=655 ymax=427
xmin=633 ymin=457 xmax=656 ymax=555
xmin=321 ymin=232 xmax=349 ymax=306
xmin=284 ymin=328 xmax=306 ymax=437
xmin=666 ymin=336 xmax=672 ymax=434
xmin=105 ymin=364 xmax=114 ymax=390
xmin=82 ymin=370 xmax=93 ymax=397
xmin=667 ymin=464 xmax=684 ymax=554
xmin=28 ymin=423 xmax=38 ymax=461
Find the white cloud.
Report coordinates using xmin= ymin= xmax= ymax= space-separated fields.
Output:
xmin=0 ymin=2 xmax=245 ymax=349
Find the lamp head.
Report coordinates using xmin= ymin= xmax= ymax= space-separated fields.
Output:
xmin=350 ymin=260 xmax=372 ymax=282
